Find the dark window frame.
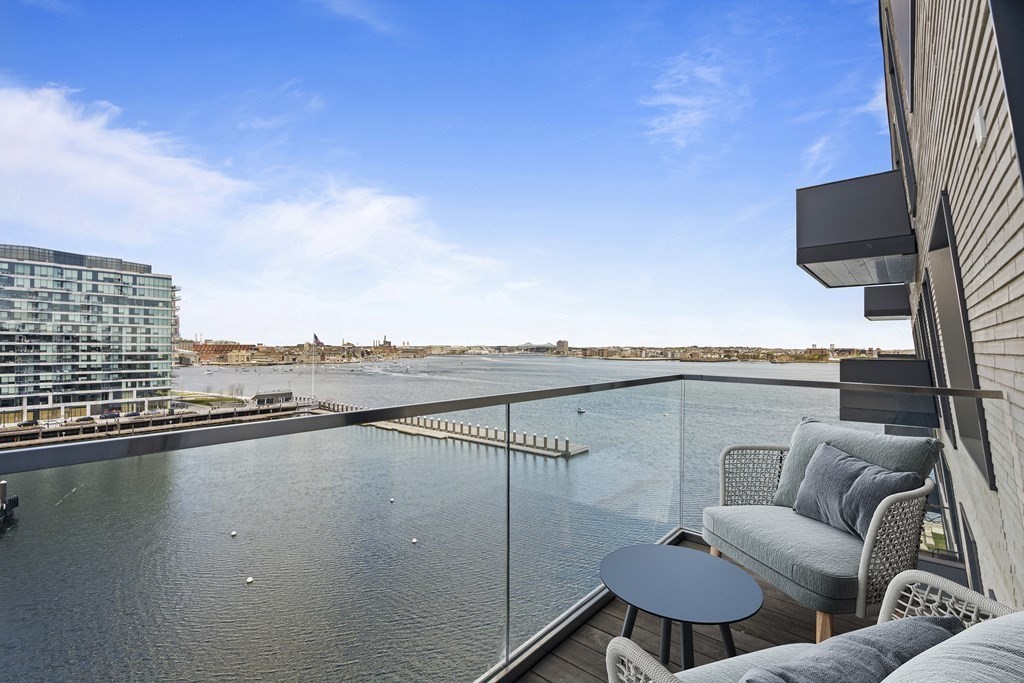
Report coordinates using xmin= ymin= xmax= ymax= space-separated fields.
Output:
xmin=959 ymin=505 xmax=984 ymax=595
xmin=921 ymin=275 xmax=956 ymax=446
xmin=889 ymin=0 xmax=915 ymax=112
xmin=929 ymin=191 xmax=995 ymax=489
xmin=884 ymin=8 xmax=918 ymax=215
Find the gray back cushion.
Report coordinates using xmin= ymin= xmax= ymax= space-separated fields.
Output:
xmin=739 ymin=615 xmax=964 ymax=683
xmin=880 ymin=611 xmax=1024 ymax=682
xmin=793 ymin=443 xmax=925 ymax=539
xmin=774 ymin=419 xmax=942 ymax=508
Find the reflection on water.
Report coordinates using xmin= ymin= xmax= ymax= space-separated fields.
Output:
xmin=2 ymin=357 xmax=839 ymax=680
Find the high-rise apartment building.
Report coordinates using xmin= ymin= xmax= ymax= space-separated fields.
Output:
xmin=0 ymin=245 xmax=175 ymax=425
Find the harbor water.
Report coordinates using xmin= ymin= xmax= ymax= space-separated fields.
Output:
xmin=0 ymin=356 xmax=840 ymax=681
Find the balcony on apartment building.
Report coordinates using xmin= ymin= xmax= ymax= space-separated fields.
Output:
xmin=0 ymin=372 xmax=1001 ymax=681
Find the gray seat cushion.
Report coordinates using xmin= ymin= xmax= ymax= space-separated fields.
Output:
xmin=739 ymin=615 xmax=964 ymax=682
xmin=703 ymin=505 xmax=864 ymax=613
xmin=881 ymin=611 xmax=1024 ymax=682
xmin=672 ymin=643 xmax=816 ymax=682
xmin=773 ymin=419 xmax=942 ymax=508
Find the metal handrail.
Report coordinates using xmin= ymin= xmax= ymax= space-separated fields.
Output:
xmin=0 ymin=372 xmax=1003 ymax=474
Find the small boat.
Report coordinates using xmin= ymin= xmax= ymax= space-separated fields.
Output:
xmin=204 ymin=370 xmax=213 ymax=375
xmin=576 ymin=407 xmax=586 ymax=414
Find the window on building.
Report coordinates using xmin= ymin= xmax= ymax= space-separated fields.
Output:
xmin=959 ymin=505 xmax=985 ymax=595
xmin=920 ymin=276 xmax=955 ymax=445
xmin=929 ymin=191 xmax=995 ymax=489
xmin=885 ymin=11 xmax=917 ymax=214
xmin=889 ymin=0 xmax=915 ymax=111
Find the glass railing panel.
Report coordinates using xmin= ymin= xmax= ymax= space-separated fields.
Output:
xmin=680 ymin=375 xmax=841 ymax=531
xmin=1 ymin=407 xmax=507 ymax=681
xmin=507 ymin=380 xmax=683 ymax=655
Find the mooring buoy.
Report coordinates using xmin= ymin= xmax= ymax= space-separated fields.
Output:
xmin=411 ymin=538 xmax=417 ymax=544
xmin=230 ymin=531 xmax=237 ymax=537
xmin=246 ymin=577 xmax=254 ymax=584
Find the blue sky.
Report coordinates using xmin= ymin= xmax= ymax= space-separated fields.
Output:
xmin=0 ymin=0 xmax=911 ymax=348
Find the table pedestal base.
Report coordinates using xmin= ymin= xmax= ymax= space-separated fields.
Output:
xmin=620 ymin=607 xmax=736 ymax=668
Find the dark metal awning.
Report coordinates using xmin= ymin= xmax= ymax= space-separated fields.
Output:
xmin=864 ymin=283 xmax=912 ymax=320
xmin=797 ymin=170 xmax=916 ymax=287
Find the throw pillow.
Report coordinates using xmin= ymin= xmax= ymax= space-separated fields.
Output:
xmin=880 ymin=611 xmax=1024 ymax=682
xmin=793 ymin=442 xmax=925 ymax=539
xmin=739 ymin=615 xmax=965 ymax=683
xmin=773 ymin=418 xmax=941 ymax=508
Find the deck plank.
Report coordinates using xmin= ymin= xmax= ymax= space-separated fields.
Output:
xmin=519 ymin=539 xmax=875 ymax=681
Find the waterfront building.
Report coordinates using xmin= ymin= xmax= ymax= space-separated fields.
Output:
xmin=796 ymin=0 xmax=1024 ymax=605
xmin=193 ymin=342 xmax=256 ymax=364
xmin=0 ymin=245 xmax=175 ymax=424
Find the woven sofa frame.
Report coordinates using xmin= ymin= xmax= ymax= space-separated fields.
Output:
xmin=715 ymin=445 xmax=933 ymax=618
xmin=606 ymin=569 xmax=1013 ymax=683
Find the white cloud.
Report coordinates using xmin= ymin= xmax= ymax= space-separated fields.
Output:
xmin=642 ymin=52 xmax=749 ymax=148
xmin=238 ymin=117 xmax=287 ymax=131
xmin=18 ymin=0 xmax=78 ymax=17
xmin=801 ymin=135 xmax=835 ymax=179
xmin=0 ymin=86 xmax=499 ymax=344
xmin=858 ymin=78 xmax=889 ymax=132
xmin=0 ymin=86 xmax=244 ymax=242
xmin=307 ymin=0 xmax=392 ymax=32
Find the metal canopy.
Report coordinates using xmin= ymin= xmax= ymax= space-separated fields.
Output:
xmin=865 ymin=283 xmax=912 ymax=320
xmin=797 ymin=170 xmax=916 ymax=288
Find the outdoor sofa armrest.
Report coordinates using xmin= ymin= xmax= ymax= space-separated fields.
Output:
xmin=878 ymin=568 xmax=1014 ymax=626
xmin=719 ymin=445 xmax=789 ymax=506
xmin=856 ymin=480 xmax=934 ymax=618
xmin=606 ymin=636 xmax=679 ymax=683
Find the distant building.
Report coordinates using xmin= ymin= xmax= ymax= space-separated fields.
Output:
xmin=250 ymin=390 xmax=293 ymax=406
xmin=194 ymin=343 xmax=256 ymax=364
xmin=0 ymin=245 xmax=175 ymax=424
xmin=555 ymin=340 xmax=569 ymax=355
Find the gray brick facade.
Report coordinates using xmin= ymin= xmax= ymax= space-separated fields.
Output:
xmin=888 ymin=0 xmax=1024 ymax=606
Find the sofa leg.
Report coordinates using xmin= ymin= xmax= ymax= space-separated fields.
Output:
xmin=815 ymin=612 xmax=833 ymax=643
xmin=709 ymin=546 xmax=722 ymax=558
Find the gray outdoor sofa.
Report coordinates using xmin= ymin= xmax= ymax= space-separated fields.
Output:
xmin=606 ymin=569 xmax=1022 ymax=683
xmin=701 ymin=419 xmax=941 ymax=641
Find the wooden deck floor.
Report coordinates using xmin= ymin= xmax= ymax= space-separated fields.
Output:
xmin=519 ymin=540 xmax=874 ymax=683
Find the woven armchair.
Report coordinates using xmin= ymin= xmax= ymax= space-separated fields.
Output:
xmin=606 ymin=570 xmax=1013 ymax=683
xmin=705 ymin=445 xmax=934 ymax=640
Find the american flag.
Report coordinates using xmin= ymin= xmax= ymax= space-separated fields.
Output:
xmin=313 ymin=333 xmax=325 ymax=347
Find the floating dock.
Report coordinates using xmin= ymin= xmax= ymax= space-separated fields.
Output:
xmin=318 ymin=401 xmax=588 ymax=458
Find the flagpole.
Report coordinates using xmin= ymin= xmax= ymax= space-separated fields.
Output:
xmin=311 ymin=336 xmax=316 ymax=399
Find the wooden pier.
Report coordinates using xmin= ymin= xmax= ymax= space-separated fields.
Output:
xmin=317 ymin=401 xmax=589 ymax=458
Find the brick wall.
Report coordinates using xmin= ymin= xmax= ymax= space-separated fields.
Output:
xmin=895 ymin=0 xmax=1024 ymax=606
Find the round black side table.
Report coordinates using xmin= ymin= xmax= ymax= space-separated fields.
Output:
xmin=600 ymin=544 xmax=763 ymax=668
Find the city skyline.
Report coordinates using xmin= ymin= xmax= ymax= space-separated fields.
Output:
xmin=0 ymin=1 xmax=910 ymax=348
xmin=179 ymin=335 xmax=911 ymax=354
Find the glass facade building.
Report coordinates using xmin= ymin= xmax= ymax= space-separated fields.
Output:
xmin=0 ymin=245 xmax=175 ymax=424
